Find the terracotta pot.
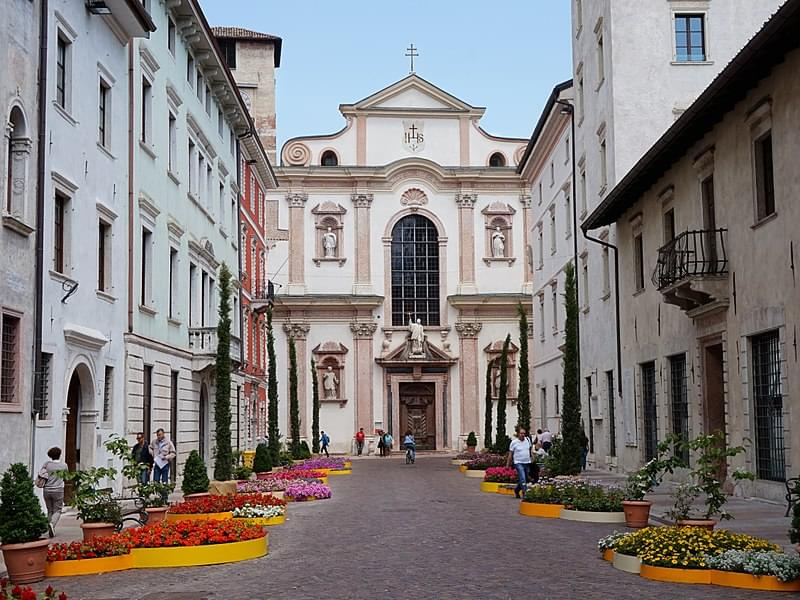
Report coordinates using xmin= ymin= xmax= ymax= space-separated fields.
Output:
xmin=145 ymin=506 xmax=169 ymax=524
xmin=255 ymin=471 xmax=272 ymax=480
xmin=621 ymin=500 xmax=652 ymax=528
xmin=183 ymin=492 xmax=211 ymax=500
xmin=466 ymin=446 xmax=476 ymax=453
xmin=1 ymin=538 xmax=49 ymax=584
xmin=81 ymin=522 xmax=118 ymax=541
xmin=677 ymin=518 xmax=716 ymax=531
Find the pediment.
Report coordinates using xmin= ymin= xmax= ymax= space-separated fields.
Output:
xmin=377 ymin=334 xmax=456 ymax=365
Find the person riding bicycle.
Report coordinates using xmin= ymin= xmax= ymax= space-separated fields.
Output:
xmin=403 ymin=430 xmax=416 ymax=463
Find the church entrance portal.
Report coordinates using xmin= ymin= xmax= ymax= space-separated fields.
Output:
xmin=399 ymin=382 xmax=435 ymax=451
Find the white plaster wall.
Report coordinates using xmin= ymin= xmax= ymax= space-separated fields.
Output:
xmin=293 ymin=123 xmax=357 ymax=167
xmin=366 ymin=116 xmax=460 ymax=166
xmin=468 ymin=125 xmax=527 ymax=168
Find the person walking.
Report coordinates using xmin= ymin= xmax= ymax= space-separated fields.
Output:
xmin=540 ymin=427 xmax=553 ymax=453
xmin=355 ymin=428 xmax=365 ymax=456
xmin=320 ymin=431 xmax=330 ymax=457
xmin=506 ymin=428 xmax=532 ymax=499
xmin=150 ymin=428 xmax=176 ymax=484
xmin=39 ymin=447 xmax=67 ymax=538
xmin=377 ymin=430 xmax=385 ymax=457
xmin=579 ymin=424 xmax=590 ymax=471
xmin=383 ymin=431 xmax=394 ymax=456
xmin=131 ymin=432 xmax=153 ymax=484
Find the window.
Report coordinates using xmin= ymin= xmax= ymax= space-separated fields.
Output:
xmin=564 ymin=191 xmax=572 ymax=238
xmin=206 ymin=164 xmax=213 ymax=209
xmin=540 ymin=387 xmax=547 ymax=422
xmin=141 ymin=227 xmax=152 ymax=307
xmin=601 ymin=246 xmax=610 ymax=297
xmin=169 ymin=247 xmax=178 ymax=319
xmin=188 ymin=140 xmax=196 ymax=195
xmin=641 ymin=361 xmax=657 ymax=460
xmin=5 ymin=107 xmax=29 ymax=216
xmin=218 ymin=39 xmax=236 ymax=69
xmin=554 ymin=384 xmax=560 ymax=415
xmin=606 ymin=370 xmax=616 ymax=456
xmin=663 ymin=208 xmax=676 ymax=243
xmin=596 ymin=32 xmax=605 ymax=85
xmin=188 ymin=263 xmax=197 ymax=326
xmin=321 ymin=150 xmax=338 ymax=166
xmin=489 ymin=152 xmax=505 ymax=168
xmin=98 ymin=220 xmax=111 ymax=292
xmin=751 ymin=331 xmax=785 ymax=481
xmin=581 ymin=255 xmax=589 ymax=310
xmin=205 ymin=84 xmax=211 ymax=115
xmin=56 ymin=35 xmax=69 ymax=109
xmin=102 ymin=366 xmax=113 ymax=423
xmin=219 ymin=183 xmax=225 ymax=228
xmin=230 ymin=129 xmax=236 ymax=156
xmin=675 ymin=14 xmax=706 ymax=62
xmin=198 ymin=155 xmax=205 ymax=202
xmin=0 ymin=312 xmax=20 ymax=404
xmin=599 ymin=139 xmax=608 ymax=191
xmin=98 ymin=80 xmax=110 ymax=147
xmin=167 ymin=113 xmax=177 ymax=173
xmin=551 ymin=284 xmax=558 ymax=333
xmin=586 ymin=376 xmax=594 ymax=452
xmin=669 ymin=354 xmax=689 ymax=465
xmin=576 ymin=69 xmax=584 ymax=122
xmin=142 ymin=365 xmax=152 ymax=441
xmin=38 ymin=352 xmax=52 ymax=419
xmin=754 ymin=132 xmax=775 ymax=221
xmin=187 ymin=54 xmax=195 ymax=87
xmin=633 ymin=233 xmax=645 ymax=292
xmin=167 ymin=17 xmax=176 ymax=56
xmin=390 ymin=215 xmax=440 ymax=326
xmin=537 ymin=226 xmax=543 ymax=269
xmin=537 ymin=182 xmax=543 ymax=205
xmin=217 ymin=108 xmax=223 ymax=138
xmin=550 ymin=162 xmax=555 ymax=186
xmin=565 ymin=137 xmax=570 ymax=163
xmin=230 ymin=196 xmax=237 ymax=244
xmin=53 ymin=192 xmax=67 ymax=273
xmin=538 ymin=294 xmax=545 ymax=341
xmin=196 ymin=72 xmax=204 ymax=101
xmin=141 ymin=77 xmax=152 ymax=145
xmin=579 ymin=167 xmax=587 ymax=215
xmin=549 ymin=209 xmax=556 ymax=254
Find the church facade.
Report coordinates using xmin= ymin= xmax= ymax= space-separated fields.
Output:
xmin=258 ymin=75 xmax=534 ymax=453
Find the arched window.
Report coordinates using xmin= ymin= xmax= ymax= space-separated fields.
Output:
xmin=489 ymin=152 xmax=506 ymax=168
xmin=320 ymin=150 xmax=338 ymax=166
xmin=6 ymin=106 xmax=30 ymax=216
xmin=391 ymin=214 xmax=439 ymax=326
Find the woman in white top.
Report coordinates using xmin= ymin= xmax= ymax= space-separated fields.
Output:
xmin=506 ymin=428 xmax=532 ymax=498
xmin=39 ymin=446 xmax=68 ymax=537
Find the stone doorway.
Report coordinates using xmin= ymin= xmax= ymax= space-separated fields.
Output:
xmin=65 ymin=374 xmax=81 ymax=473
xmin=703 ymin=341 xmax=727 ymax=481
xmin=399 ymin=382 xmax=436 ymax=450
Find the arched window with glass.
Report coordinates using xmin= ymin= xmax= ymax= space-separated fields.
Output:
xmin=391 ymin=214 xmax=439 ymax=326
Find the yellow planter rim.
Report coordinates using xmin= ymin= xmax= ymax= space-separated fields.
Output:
xmin=165 ymin=511 xmax=233 ymax=522
xmin=234 ymin=514 xmax=286 ymax=526
xmin=45 ymin=553 xmax=135 ymax=577
xmin=131 ymin=535 xmax=267 ymax=569
xmin=640 ymin=564 xmax=711 ymax=585
xmin=480 ymin=481 xmax=501 ymax=493
xmin=709 ymin=570 xmax=800 ymax=591
xmin=329 ymin=469 xmax=352 ymax=475
xmin=518 ymin=502 xmax=564 ymax=518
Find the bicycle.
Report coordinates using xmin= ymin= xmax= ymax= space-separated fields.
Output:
xmin=405 ymin=445 xmax=416 ymax=464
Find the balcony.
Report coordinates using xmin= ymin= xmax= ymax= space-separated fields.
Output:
xmin=651 ymin=229 xmax=729 ymax=315
xmin=188 ymin=327 xmax=242 ymax=372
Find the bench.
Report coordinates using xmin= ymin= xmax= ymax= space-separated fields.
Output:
xmin=786 ymin=477 xmax=800 ymax=517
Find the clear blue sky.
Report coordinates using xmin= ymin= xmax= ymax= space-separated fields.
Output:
xmin=200 ymin=0 xmax=573 ymax=152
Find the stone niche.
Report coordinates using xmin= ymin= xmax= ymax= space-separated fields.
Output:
xmin=482 ymin=201 xmax=516 ymax=266
xmin=312 ymin=341 xmax=348 ymax=407
xmin=312 ymin=201 xmax=347 ymax=266
xmin=484 ymin=339 xmax=519 ymax=402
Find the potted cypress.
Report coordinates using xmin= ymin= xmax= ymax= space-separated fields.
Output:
xmin=182 ymin=450 xmax=211 ymax=499
xmin=466 ymin=432 xmax=478 ymax=453
xmin=253 ymin=443 xmax=273 ymax=480
xmin=0 ymin=463 xmax=50 ymax=583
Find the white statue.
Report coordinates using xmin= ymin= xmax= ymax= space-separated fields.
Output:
xmin=322 ymin=227 xmax=337 ymax=258
xmin=493 ymin=366 xmax=501 ymax=397
xmin=322 ymin=366 xmax=338 ymax=400
xmin=491 ymin=226 xmax=506 ymax=258
xmin=408 ymin=317 xmax=425 ymax=356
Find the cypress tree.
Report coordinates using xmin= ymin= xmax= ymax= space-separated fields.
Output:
xmin=311 ymin=358 xmax=320 ymax=454
xmin=483 ymin=359 xmax=493 ymax=451
xmin=495 ymin=334 xmax=512 ymax=454
xmin=561 ymin=262 xmax=582 ymax=475
xmin=266 ymin=307 xmax=281 ymax=464
xmin=516 ymin=303 xmax=531 ymax=434
xmin=288 ymin=337 xmax=300 ymax=455
xmin=213 ymin=263 xmax=233 ymax=481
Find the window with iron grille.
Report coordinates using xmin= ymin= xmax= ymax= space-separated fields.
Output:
xmin=674 ymin=14 xmax=706 ymax=62
xmin=754 ymin=131 xmax=775 ymax=221
xmin=751 ymin=331 xmax=785 ymax=481
xmin=391 ymin=215 xmax=439 ymax=326
xmin=641 ymin=361 xmax=657 ymax=460
xmin=606 ymin=370 xmax=616 ymax=457
xmin=38 ymin=353 xmax=52 ymax=419
xmin=103 ymin=366 xmax=113 ymax=423
xmin=669 ymin=354 xmax=689 ymax=465
xmin=1 ymin=313 xmax=20 ymax=404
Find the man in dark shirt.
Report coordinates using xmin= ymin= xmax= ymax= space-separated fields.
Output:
xmin=132 ymin=432 xmax=153 ymax=484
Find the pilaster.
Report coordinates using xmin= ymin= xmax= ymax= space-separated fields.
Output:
xmin=350 ymin=321 xmax=378 ymax=433
xmin=283 ymin=321 xmax=310 ymax=439
xmin=455 ymin=193 xmax=478 ymax=295
xmin=520 ymin=193 xmax=533 ymax=292
xmin=286 ymin=192 xmax=307 ymax=295
xmin=455 ymin=321 xmax=482 ymax=437
xmin=352 ymin=193 xmax=374 ymax=295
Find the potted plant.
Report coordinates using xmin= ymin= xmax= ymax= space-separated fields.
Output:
xmin=181 ymin=450 xmax=211 ymax=499
xmin=621 ymin=435 xmax=684 ymax=528
xmin=58 ymin=467 xmax=121 ymax=541
xmin=233 ymin=465 xmax=253 ymax=481
xmin=0 ymin=463 xmax=50 ymax=584
xmin=466 ymin=432 xmax=478 ymax=453
xmin=253 ymin=443 xmax=273 ymax=480
xmin=790 ymin=479 xmax=800 ymax=552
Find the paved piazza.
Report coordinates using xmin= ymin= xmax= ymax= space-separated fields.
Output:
xmin=52 ymin=457 xmax=776 ymax=600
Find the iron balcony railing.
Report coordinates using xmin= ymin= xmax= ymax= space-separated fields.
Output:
xmin=652 ymin=228 xmax=728 ymax=290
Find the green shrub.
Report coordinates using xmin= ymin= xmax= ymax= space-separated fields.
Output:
xmin=567 ymin=485 xmax=624 ymax=512
xmin=181 ymin=450 xmax=210 ymax=495
xmin=233 ymin=465 xmax=253 ymax=480
xmin=790 ymin=479 xmax=800 ymax=545
xmin=466 ymin=431 xmax=478 ymax=448
xmin=252 ymin=443 xmax=272 ymax=473
xmin=278 ymin=451 xmax=294 ymax=467
xmin=0 ymin=463 xmax=49 ymax=544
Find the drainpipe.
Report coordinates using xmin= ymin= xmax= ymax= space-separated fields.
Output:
xmin=30 ymin=0 xmax=50 ymax=473
xmin=127 ymin=44 xmax=135 ymax=333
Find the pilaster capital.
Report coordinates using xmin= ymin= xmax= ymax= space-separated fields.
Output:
xmin=454 ymin=322 xmax=483 ymax=338
xmin=455 ymin=193 xmax=477 ymax=209
xmin=519 ymin=193 xmax=532 ymax=209
xmin=349 ymin=321 xmax=378 ymax=338
xmin=282 ymin=321 xmax=310 ymax=340
xmin=351 ymin=193 xmax=374 ymax=208
xmin=286 ymin=192 xmax=308 ymax=208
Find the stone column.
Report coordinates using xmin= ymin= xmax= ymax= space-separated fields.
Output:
xmin=283 ymin=322 xmax=310 ymax=440
xmin=350 ymin=321 xmax=378 ymax=434
xmin=455 ymin=193 xmax=477 ymax=295
xmin=454 ymin=321 xmax=482 ymax=441
xmin=351 ymin=193 xmax=373 ymax=295
xmin=520 ymin=193 xmax=533 ymax=292
xmin=286 ymin=193 xmax=307 ymax=295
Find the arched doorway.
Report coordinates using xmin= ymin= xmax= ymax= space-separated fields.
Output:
xmin=65 ymin=374 xmax=81 ymax=472
xmin=390 ymin=214 xmax=440 ymax=326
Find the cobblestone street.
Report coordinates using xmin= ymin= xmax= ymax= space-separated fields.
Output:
xmin=47 ymin=457 xmax=788 ymax=600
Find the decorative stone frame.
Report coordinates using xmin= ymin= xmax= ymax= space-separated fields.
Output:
xmin=745 ymin=96 xmax=774 ymax=226
xmin=311 ymin=201 xmax=347 ymax=266
xmin=312 ymin=341 xmax=348 ymax=407
xmin=484 ymin=340 xmax=519 ymax=402
xmin=481 ymin=201 xmax=516 ymax=266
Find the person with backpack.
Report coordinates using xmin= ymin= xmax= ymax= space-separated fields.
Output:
xmin=320 ymin=431 xmax=330 ymax=457
xmin=355 ymin=428 xmax=366 ymax=456
xmin=383 ymin=431 xmax=394 ymax=456
xmin=377 ymin=430 xmax=386 ymax=456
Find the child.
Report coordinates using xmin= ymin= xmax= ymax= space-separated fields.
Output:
xmin=403 ymin=429 xmax=416 ymax=462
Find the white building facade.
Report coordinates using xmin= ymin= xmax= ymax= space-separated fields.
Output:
xmin=570 ymin=0 xmax=785 ymax=472
xmin=260 ymin=75 xmax=533 ymax=453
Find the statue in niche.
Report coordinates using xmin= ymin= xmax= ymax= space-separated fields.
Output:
xmin=322 ymin=366 xmax=339 ymax=400
xmin=322 ymin=227 xmax=337 ymax=258
xmin=493 ymin=364 xmax=501 ymax=397
xmin=492 ymin=226 xmax=506 ymax=258
xmin=407 ymin=317 xmax=425 ymax=356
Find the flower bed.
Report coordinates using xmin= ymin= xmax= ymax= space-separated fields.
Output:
xmin=284 ymin=481 xmax=331 ymax=501
xmin=560 ymin=484 xmax=625 ymax=523
xmin=169 ymin=493 xmax=285 ymax=515
xmin=464 ymin=454 xmax=506 ymax=470
xmin=0 ymin=580 xmax=69 ymax=600
xmin=294 ymin=458 xmax=348 ymax=470
xmin=232 ymin=504 xmax=285 ymax=520
xmin=706 ymin=550 xmax=800 ymax=588
xmin=260 ymin=470 xmax=327 ymax=481
xmin=237 ymin=479 xmax=300 ymax=494
xmin=483 ymin=467 xmax=518 ymax=483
